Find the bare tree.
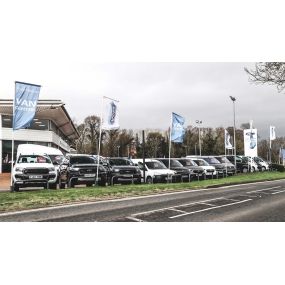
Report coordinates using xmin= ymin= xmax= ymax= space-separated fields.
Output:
xmin=245 ymin=62 xmax=285 ymax=92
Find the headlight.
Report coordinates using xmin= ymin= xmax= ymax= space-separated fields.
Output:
xmin=136 ymin=168 xmax=141 ymax=174
xmin=15 ymin=167 xmax=24 ymax=172
xmin=70 ymin=167 xmax=80 ymax=171
xmin=48 ymin=167 xmax=55 ymax=172
xmin=114 ymin=169 xmax=120 ymax=173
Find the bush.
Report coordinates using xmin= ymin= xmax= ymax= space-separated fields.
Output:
xmin=271 ymin=163 xmax=285 ymax=172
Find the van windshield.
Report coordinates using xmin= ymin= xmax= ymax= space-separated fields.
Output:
xmin=203 ymin=157 xmax=221 ymax=164
xmin=49 ymin=155 xmax=64 ymax=165
xmin=145 ymin=161 xmax=167 ymax=169
xmin=179 ymin=159 xmax=197 ymax=166
xmin=193 ymin=159 xmax=209 ymax=166
xmin=18 ymin=155 xmax=51 ymax=164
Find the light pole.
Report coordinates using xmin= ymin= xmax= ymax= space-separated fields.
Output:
xmin=229 ymin=96 xmax=237 ymax=172
xmin=196 ymin=120 xmax=202 ymax=156
xmin=117 ymin=145 xmax=120 ymax=157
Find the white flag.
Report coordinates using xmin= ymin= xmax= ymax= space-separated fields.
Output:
xmin=102 ymin=98 xmax=119 ymax=130
xmin=270 ymin=126 xmax=276 ymax=141
xmin=225 ymin=129 xmax=233 ymax=149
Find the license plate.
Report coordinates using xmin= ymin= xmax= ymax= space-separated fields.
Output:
xmin=84 ymin=174 xmax=95 ymax=178
xmin=29 ymin=175 xmax=43 ymax=179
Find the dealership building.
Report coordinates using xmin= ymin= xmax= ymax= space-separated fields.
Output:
xmin=0 ymin=99 xmax=79 ymax=173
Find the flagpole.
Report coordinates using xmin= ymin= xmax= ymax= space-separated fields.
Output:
xmin=96 ymin=96 xmax=104 ymax=186
xmin=224 ymin=129 xmax=227 ymax=177
xmin=10 ymin=83 xmax=16 ymax=191
xmin=168 ymin=113 xmax=172 ymax=170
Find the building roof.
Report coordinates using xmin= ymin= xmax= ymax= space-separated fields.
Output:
xmin=0 ymin=99 xmax=79 ymax=140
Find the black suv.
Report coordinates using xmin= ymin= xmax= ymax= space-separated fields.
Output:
xmin=105 ymin=157 xmax=142 ymax=185
xmin=59 ymin=154 xmax=109 ymax=188
xmin=156 ymin=158 xmax=191 ymax=182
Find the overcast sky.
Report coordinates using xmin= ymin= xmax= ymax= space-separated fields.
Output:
xmin=0 ymin=1 xmax=284 ymax=139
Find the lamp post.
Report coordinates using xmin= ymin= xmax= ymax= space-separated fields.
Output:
xmin=229 ymin=96 xmax=237 ymax=172
xmin=117 ymin=145 xmax=120 ymax=157
xmin=195 ymin=120 xmax=202 ymax=156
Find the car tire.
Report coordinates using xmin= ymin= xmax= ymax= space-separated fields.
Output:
xmin=49 ymin=183 xmax=57 ymax=190
xmin=261 ymin=166 xmax=266 ymax=172
xmin=146 ymin=176 xmax=153 ymax=184
xmin=69 ymin=180 xmax=75 ymax=188
xmin=242 ymin=167 xmax=248 ymax=173
xmin=86 ymin=182 xmax=93 ymax=187
xmin=13 ymin=183 xmax=19 ymax=192
xmin=59 ymin=182 xmax=66 ymax=189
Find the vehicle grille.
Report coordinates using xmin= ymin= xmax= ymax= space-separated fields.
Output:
xmin=119 ymin=169 xmax=136 ymax=175
xmin=79 ymin=168 xmax=96 ymax=175
xmin=206 ymin=169 xmax=214 ymax=173
xmin=24 ymin=168 xmax=49 ymax=174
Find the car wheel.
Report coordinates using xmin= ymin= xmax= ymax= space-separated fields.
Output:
xmin=69 ymin=180 xmax=75 ymax=188
xmin=146 ymin=176 xmax=153 ymax=184
xmin=242 ymin=167 xmax=248 ymax=173
xmin=49 ymin=183 xmax=57 ymax=190
xmin=13 ymin=183 xmax=19 ymax=192
xmin=261 ymin=166 xmax=266 ymax=172
xmin=59 ymin=182 xmax=66 ymax=189
xmin=86 ymin=182 xmax=93 ymax=187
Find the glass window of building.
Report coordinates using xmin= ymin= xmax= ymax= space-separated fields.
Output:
xmin=2 ymin=115 xmax=12 ymax=128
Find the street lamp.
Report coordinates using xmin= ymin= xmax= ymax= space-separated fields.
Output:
xmin=229 ymin=96 xmax=237 ymax=172
xmin=195 ymin=120 xmax=202 ymax=156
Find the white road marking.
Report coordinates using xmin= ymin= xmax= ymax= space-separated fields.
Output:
xmin=222 ymin=198 xmax=241 ymax=202
xmin=132 ymin=197 xmax=227 ymax=217
xmin=168 ymin=208 xmax=189 ymax=214
xmin=198 ymin=202 xmax=217 ymax=207
xmin=271 ymin=189 xmax=285 ymax=195
xmin=169 ymin=199 xmax=252 ymax=219
xmin=126 ymin=216 xmax=145 ymax=222
xmin=247 ymin=186 xmax=281 ymax=194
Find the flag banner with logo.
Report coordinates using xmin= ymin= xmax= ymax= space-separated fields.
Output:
xmin=270 ymin=126 xmax=276 ymax=141
xmin=102 ymin=97 xmax=119 ymax=130
xmin=244 ymin=128 xmax=258 ymax=157
xmin=171 ymin=112 xmax=185 ymax=143
xmin=13 ymin=82 xmax=41 ymax=130
xmin=225 ymin=129 xmax=233 ymax=149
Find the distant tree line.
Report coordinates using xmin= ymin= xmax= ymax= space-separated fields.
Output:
xmin=73 ymin=115 xmax=283 ymax=163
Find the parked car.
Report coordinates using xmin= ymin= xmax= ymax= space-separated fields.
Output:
xmin=15 ymin=144 xmax=65 ymax=185
xmin=253 ymin=156 xmax=269 ymax=171
xmin=214 ymin=156 xmax=236 ymax=175
xmin=105 ymin=157 xmax=141 ymax=185
xmin=132 ymin=159 xmax=175 ymax=183
xmin=176 ymin=158 xmax=204 ymax=179
xmin=187 ymin=157 xmax=216 ymax=178
xmin=156 ymin=158 xmax=191 ymax=182
xmin=226 ymin=155 xmax=255 ymax=173
xmin=12 ymin=153 xmax=57 ymax=191
xmin=59 ymin=154 xmax=108 ymax=188
xmin=200 ymin=156 xmax=226 ymax=177
xmin=240 ymin=156 xmax=259 ymax=172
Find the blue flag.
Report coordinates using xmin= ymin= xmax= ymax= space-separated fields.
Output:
xmin=13 ymin=82 xmax=41 ymax=130
xmin=171 ymin=112 xmax=185 ymax=143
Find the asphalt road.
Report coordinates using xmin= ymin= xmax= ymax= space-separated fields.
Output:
xmin=1 ymin=179 xmax=285 ymax=222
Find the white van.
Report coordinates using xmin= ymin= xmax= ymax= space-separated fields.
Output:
xmin=131 ymin=159 xmax=176 ymax=184
xmin=12 ymin=144 xmax=59 ymax=191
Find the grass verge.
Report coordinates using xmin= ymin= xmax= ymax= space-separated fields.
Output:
xmin=0 ymin=172 xmax=285 ymax=213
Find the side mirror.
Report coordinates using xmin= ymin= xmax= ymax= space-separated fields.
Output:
xmin=53 ymin=161 xmax=59 ymax=166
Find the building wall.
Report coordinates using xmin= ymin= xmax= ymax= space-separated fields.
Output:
xmin=0 ymin=128 xmax=70 ymax=152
